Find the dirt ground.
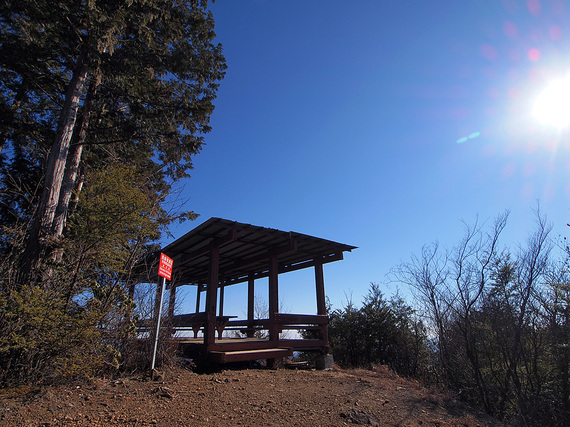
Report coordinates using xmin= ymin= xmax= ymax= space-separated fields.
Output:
xmin=1 ymin=364 xmax=501 ymax=426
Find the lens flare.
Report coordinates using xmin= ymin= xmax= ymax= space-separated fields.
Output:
xmin=533 ymin=77 xmax=570 ymax=127
xmin=503 ymin=21 xmax=519 ymax=39
xmin=480 ymin=44 xmax=499 ymax=60
xmin=549 ymin=25 xmax=562 ymax=40
xmin=526 ymin=0 xmax=541 ymax=16
xmin=456 ymin=132 xmax=480 ymax=144
xmin=528 ymin=48 xmax=541 ymax=62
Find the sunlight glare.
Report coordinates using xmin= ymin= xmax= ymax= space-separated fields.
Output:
xmin=532 ymin=77 xmax=570 ymax=128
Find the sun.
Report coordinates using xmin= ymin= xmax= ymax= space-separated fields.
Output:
xmin=532 ymin=77 xmax=570 ymax=128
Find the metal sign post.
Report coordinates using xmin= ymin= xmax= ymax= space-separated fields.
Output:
xmin=151 ymin=275 xmax=165 ymax=371
xmin=151 ymin=253 xmax=173 ymax=372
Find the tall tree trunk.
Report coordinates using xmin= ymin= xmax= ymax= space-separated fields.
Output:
xmin=22 ymin=57 xmax=88 ymax=276
xmin=52 ymin=69 xmax=101 ymax=241
xmin=52 ymin=142 xmax=83 ymax=238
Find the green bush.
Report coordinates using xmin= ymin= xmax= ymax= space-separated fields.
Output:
xmin=0 ymin=285 xmax=116 ymax=386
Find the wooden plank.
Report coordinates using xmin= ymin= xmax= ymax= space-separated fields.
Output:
xmin=207 ymin=340 xmax=278 ymax=352
xmin=225 ymin=319 xmax=269 ymax=327
xmin=278 ymin=339 xmax=325 ymax=351
xmin=209 ymin=348 xmax=293 ymax=363
xmin=172 ymin=312 xmax=207 ymax=326
xmin=274 ymin=313 xmax=329 ymax=325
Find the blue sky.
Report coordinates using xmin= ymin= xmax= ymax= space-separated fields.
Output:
xmin=166 ymin=0 xmax=570 ymax=316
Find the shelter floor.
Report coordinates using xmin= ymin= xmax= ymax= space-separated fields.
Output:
xmin=172 ymin=335 xmax=327 ymax=355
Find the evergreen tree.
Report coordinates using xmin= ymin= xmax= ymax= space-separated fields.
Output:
xmin=0 ymin=0 xmax=225 ymax=385
xmin=326 ymin=284 xmax=429 ymax=377
xmin=0 ymin=0 xmax=226 ymax=277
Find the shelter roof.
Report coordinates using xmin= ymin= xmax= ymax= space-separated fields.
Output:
xmin=161 ymin=218 xmax=356 ymax=287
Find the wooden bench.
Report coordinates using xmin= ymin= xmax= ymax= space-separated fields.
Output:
xmin=220 ymin=314 xmax=328 ymax=337
xmin=172 ymin=313 xmax=237 ymax=339
xmin=274 ymin=313 xmax=328 ymax=333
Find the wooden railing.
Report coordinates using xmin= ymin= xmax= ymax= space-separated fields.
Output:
xmin=141 ymin=312 xmax=328 ymax=342
xmin=223 ymin=313 xmax=328 ymax=336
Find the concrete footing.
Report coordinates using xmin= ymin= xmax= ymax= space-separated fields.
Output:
xmin=315 ymin=354 xmax=334 ymax=370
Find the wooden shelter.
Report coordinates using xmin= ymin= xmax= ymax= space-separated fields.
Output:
xmin=149 ymin=217 xmax=356 ymax=367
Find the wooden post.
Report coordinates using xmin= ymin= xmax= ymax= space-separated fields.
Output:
xmin=314 ymin=259 xmax=330 ymax=351
xmin=195 ymin=284 xmax=202 ymax=313
xmin=315 ymin=259 xmax=326 ymax=315
xmin=152 ymin=279 xmax=163 ymax=325
xmin=268 ymin=255 xmax=279 ymax=344
xmin=204 ymin=245 xmax=219 ymax=347
xmin=247 ymin=274 xmax=255 ymax=338
xmin=167 ymin=283 xmax=177 ymax=335
xmin=219 ymin=279 xmax=225 ymax=317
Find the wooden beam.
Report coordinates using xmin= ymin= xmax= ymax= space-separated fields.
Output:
xmin=175 ymin=228 xmax=237 ymax=267
xmin=173 ymin=247 xmax=343 ymax=289
xmin=282 ymin=252 xmax=344 ymax=274
xmin=221 ymin=251 xmax=345 ymax=286
xmin=212 ymin=227 xmax=238 ymax=247
xmin=222 ymin=239 xmax=297 ymax=276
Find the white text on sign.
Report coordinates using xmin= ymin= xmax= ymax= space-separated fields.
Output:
xmin=158 ymin=253 xmax=173 ymax=280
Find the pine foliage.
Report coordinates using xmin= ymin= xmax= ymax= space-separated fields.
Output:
xmin=326 ymin=284 xmax=430 ymax=379
xmin=0 ymin=0 xmax=225 ymax=386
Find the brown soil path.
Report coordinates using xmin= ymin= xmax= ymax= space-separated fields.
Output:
xmin=1 ymin=366 xmax=500 ymax=426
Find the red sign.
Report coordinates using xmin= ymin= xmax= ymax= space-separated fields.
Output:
xmin=158 ymin=253 xmax=173 ymax=280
